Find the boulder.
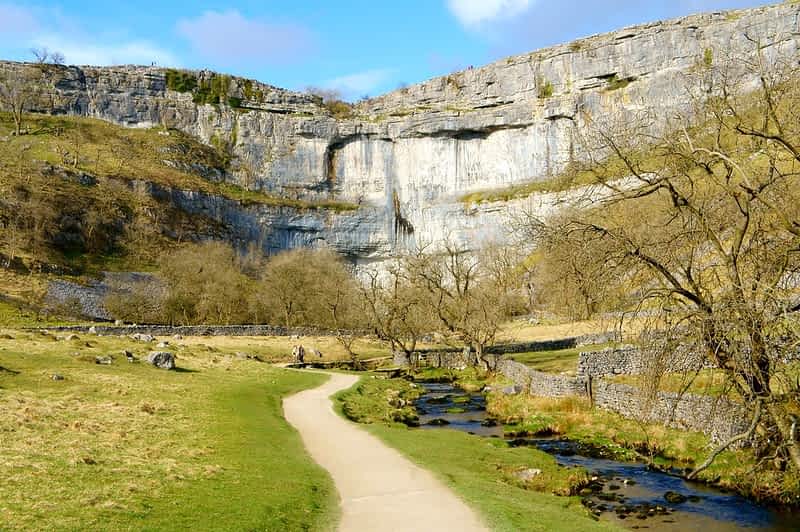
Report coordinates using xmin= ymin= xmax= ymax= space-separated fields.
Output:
xmin=88 ymin=326 xmax=97 ymax=334
xmin=147 ymin=351 xmax=175 ymax=370
xmin=51 ymin=374 xmax=65 ymax=381
xmin=65 ymin=334 xmax=80 ymax=341
xmin=114 ymin=319 xmax=124 ymax=326
xmin=500 ymin=385 xmax=523 ymax=395
xmin=156 ymin=341 xmax=169 ymax=348
xmin=664 ymin=491 xmax=687 ymax=504
xmin=95 ymin=355 xmax=113 ymax=365
xmin=131 ymin=333 xmax=155 ymax=342
xmin=514 ymin=468 xmax=542 ymax=481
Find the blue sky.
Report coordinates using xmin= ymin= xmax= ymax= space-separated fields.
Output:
xmin=0 ymin=0 xmax=774 ymax=99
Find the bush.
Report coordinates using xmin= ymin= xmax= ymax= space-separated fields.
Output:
xmin=537 ymin=77 xmax=554 ymax=99
xmin=165 ymin=69 xmax=197 ymax=93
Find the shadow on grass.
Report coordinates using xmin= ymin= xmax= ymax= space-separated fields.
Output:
xmin=173 ymin=367 xmax=199 ymax=373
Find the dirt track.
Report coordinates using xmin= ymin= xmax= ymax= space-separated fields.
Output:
xmin=283 ymin=372 xmax=487 ymax=532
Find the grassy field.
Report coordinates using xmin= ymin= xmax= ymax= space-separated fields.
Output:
xmin=509 ymin=344 xmax=612 ymax=375
xmin=177 ymin=334 xmax=390 ymax=364
xmin=335 ymin=377 xmax=618 ymax=532
xmin=0 ymin=330 xmax=338 ymax=531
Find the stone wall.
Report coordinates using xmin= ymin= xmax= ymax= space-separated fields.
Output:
xmin=576 ymin=346 xmax=707 ymax=377
xmin=497 ymin=359 xmax=588 ymax=398
xmin=37 ymin=324 xmax=340 ymax=338
xmin=591 ymin=380 xmax=748 ymax=443
xmin=493 ymin=357 xmax=747 ymax=444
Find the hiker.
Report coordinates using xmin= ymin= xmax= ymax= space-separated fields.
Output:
xmin=292 ymin=344 xmax=306 ymax=364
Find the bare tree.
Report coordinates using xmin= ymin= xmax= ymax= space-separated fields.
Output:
xmin=361 ymin=261 xmax=435 ymax=370
xmin=30 ymin=47 xmax=64 ymax=65
xmin=0 ymin=66 xmax=41 ymax=135
xmin=525 ymin=50 xmax=800 ymax=473
xmin=404 ymin=240 xmax=522 ymax=370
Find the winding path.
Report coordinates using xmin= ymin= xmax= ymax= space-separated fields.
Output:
xmin=283 ymin=372 xmax=488 ymax=532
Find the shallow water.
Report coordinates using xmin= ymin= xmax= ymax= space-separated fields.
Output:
xmin=413 ymin=382 xmax=800 ymax=531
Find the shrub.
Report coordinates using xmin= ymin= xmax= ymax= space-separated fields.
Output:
xmin=165 ymin=69 xmax=197 ymax=93
xmin=604 ymin=74 xmax=633 ymax=92
xmin=704 ymin=47 xmax=714 ymax=67
xmin=537 ymin=77 xmax=554 ymax=99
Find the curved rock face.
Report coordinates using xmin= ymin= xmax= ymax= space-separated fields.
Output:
xmin=5 ymin=3 xmax=799 ymax=262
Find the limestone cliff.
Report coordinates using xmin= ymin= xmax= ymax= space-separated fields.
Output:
xmin=4 ymin=2 xmax=798 ymax=263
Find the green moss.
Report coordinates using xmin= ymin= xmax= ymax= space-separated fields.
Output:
xmin=704 ymin=47 xmax=714 ymax=67
xmin=193 ymin=74 xmax=232 ymax=106
xmin=537 ymin=77 xmax=555 ymax=99
xmin=165 ymin=69 xmax=197 ymax=93
xmin=604 ymin=74 xmax=633 ymax=92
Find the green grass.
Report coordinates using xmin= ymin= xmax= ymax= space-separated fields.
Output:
xmin=604 ymin=74 xmax=633 ymax=92
xmin=487 ymin=392 xmax=800 ymax=504
xmin=0 ymin=332 xmax=338 ymax=530
xmin=458 ymin=169 xmax=599 ymax=205
xmin=335 ymin=377 xmax=618 ymax=531
xmin=510 ymin=343 xmax=612 ymax=375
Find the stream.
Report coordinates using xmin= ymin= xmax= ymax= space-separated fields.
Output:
xmin=414 ymin=382 xmax=800 ymax=531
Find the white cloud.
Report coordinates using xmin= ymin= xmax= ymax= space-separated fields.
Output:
xmin=176 ymin=10 xmax=314 ymax=65
xmin=323 ymin=68 xmax=395 ymax=98
xmin=32 ymin=35 xmax=178 ymax=66
xmin=447 ymin=0 xmax=533 ymax=28
xmin=0 ymin=3 xmax=177 ymax=66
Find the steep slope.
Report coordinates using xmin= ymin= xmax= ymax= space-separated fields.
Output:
xmin=2 ymin=2 xmax=798 ymax=264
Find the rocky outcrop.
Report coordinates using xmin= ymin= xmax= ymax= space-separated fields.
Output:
xmin=4 ymin=3 xmax=799 ymax=262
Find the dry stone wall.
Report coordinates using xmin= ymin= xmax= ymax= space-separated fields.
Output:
xmin=576 ymin=345 xmax=708 ymax=377
xmin=495 ymin=358 xmax=746 ymax=443
xmin=36 ymin=324 xmax=340 ymax=338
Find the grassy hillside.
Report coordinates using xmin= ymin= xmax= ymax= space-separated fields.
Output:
xmin=0 ymin=331 xmax=338 ymax=530
xmin=0 ymin=111 xmax=355 ymax=276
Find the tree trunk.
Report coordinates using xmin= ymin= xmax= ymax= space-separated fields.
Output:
xmin=766 ymin=403 xmax=800 ymax=471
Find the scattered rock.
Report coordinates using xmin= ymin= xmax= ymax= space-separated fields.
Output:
xmin=81 ymin=457 xmax=97 ymax=465
xmin=95 ymin=355 xmax=113 ymax=365
xmin=427 ymin=418 xmax=450 ymax=426
xmin=147 ymin=351 xmax=175 ymax=370
xmin=623 ymin=479 xmax=637 ymax=486
xmin=664 ymin=491 xmax=687 ymax=504
xmin=608 ymin=484 xmax=621 ymax=491
xmin=65 ymin=334 xmax=80 ymax=341
xmin=51 ymin=374 xmax=65 ymax=381
xmin=131 ymin=333 xmax=155 ymax=342
xmin=514 ymin=468 xmax=543 ymax=481
xmin=156 ymin=341 xmax=169 ymax=348
xmin=172 ymin=334 xmax=183 ymax=340
xmin=480 ymin=418 xmax=498 ymax=427
xmin=88 ymin=326 xmax=97 ymax=334
xmin=114 ymin=319 xmax=124 ymax=326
